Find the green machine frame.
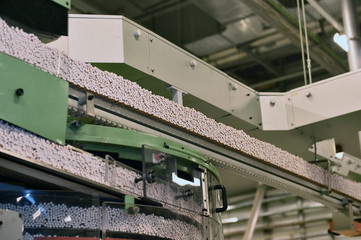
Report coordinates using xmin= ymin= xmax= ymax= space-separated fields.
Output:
xmin=0 ymin=52 xmax=69 ymax=144
xmin=66 ymin=123 xmax=221 ymax=182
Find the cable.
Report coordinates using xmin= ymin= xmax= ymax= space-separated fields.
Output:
xmin=297 ymin=0 xmax=308 ymax=86
xmin=301 ymin=0 xmax=313 ymax=84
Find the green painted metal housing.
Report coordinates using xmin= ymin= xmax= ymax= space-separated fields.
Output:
xmin=0 ymin=52 xmax=69 ymax=145
xmin=66 ymin=124 xmax=221 ymax=182
xmin=51 ymin=0 xmax=71 ymax=9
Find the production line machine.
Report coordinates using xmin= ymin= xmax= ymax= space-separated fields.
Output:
xmin=2 ymin=0 xmax=361 ymax=239
xmin=0 ymin=2 xmax=228 ymax=239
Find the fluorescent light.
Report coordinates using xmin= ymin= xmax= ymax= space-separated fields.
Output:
xmin=24 ymin=193 xmax=36 ymax=204
xmin=16 ymin=196 xmax=23 ymax=203
xmin=222 ymin=217 xmax=238 ymax=224
xmin=333 ymin=33 xmax=349 ymax=52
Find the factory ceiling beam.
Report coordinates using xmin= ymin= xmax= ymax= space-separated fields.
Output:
xmin=240 ymin=0 xmax=347 ymax=76
xmin=134 ymin=0 xmax=192 ymax=21
xmin=307 ymin=0 xmax=344 ymax=32
xmin=245 ymin=49 xmax=281 ymax=76
xmin=250 ymin=66 xmax=324 ymax=89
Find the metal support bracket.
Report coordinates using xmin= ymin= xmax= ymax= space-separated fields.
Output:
xmin=104 ymin=155 xmax=116 ymax=187
xmin=167 ymin=86 xmax=187 ymax=106
xmin=78 ymin=91 xmax=95 ymax=117
xmin=332 ymin=200 xmax=355 ymax=233
xmin=200 ymin=166 xmax=210 ymax=216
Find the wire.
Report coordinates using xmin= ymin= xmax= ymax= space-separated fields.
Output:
xmin=301 ymin=0 xmax=313 ymax=84
xmin=297 ymin=0 xmax=308 ymax=86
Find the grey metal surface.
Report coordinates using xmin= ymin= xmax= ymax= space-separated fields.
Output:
xmin=332 ymin=202 xmax=354 ymax=232
xmin=66 ymin=14 xmax=262 ymax=128
xmin=342 ymin=0 xmax=361 ymax=71
xmin=0 ymin=209 xmax=23 ymax=240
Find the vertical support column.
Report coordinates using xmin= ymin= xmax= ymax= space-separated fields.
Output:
xmin=342 ymin=0 xmax=361 ymax=71
xmin=297 ymin=198 xmax=306 ymax=240
xmin=243 ymin=183 xmax=266 ymax=240
xmin=167 ymin=86 xmax=187 ymax=105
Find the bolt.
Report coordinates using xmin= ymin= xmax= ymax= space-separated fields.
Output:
xmin=150 ymin=38 xmax=153 ymax=42
xmin=190 ymin=59 xmax=197 ymax=68
xmin=151 ymin=69 xmax=155 ymax=73
xmin=87 ymin=95 xmax=94 ymax=101
xmin=15 ymin=88 xmax=24 ymax=96
xmin=229 ymin=83 xmax=238 ymax=91
xmin=133 ymin=29 xmax=142 ymax=39
xmin=246 ymin=93 xmax=250 ymax=96
xmin=306 ymin=92 xmax=312 ymax=98
xmin=249 ymin=117 xmax=253 ymax=120
xmin=270 ymin=99 xmax=276 ymax=106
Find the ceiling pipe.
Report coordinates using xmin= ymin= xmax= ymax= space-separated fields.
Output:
xmin=250 ymin=66 xmax=323 ymax=89
xmin=307 ymin=0 xmax=344 ymax=33
xmin=342 ymin=0 xmax=361 ymax=71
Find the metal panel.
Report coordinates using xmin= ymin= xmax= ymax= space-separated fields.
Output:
xmin=259 ymin=93 xmax=294 ymax=130
xmin=68 ymin=15 xmax=125 ymax=63
xmin=0 ymin=209 xmax=23 ymax=240
xmin=148 ymin=31 xmax=261 ymax=125
xmin=0 ymin=52 xmax=68 ymax=145
xmin=121 ymin=18 xmax=151 ymax=75
xmin=66 ymin=15 xmax=261 ymax=126
xmin=290 ymin=69 xmax=361 ymax=128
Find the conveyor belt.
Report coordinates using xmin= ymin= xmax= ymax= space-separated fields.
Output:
xmin=0 ymin=17 xmax=361 ymax=213
xmin=67 ymin=87 xmax=361 ymax=213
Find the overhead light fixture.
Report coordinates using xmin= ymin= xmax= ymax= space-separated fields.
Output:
xmin=333 ymin=33 xmax=349 ymax=52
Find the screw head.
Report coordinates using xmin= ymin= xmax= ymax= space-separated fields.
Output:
xmin=229 ymin=83 xmax=238 ymax=91
xmin=270 ymin=99 xmax=276 ymax=106
xmin=133 ymin=29 xmax=142 ymax=39
xmin=15 ymin=88 xmax=24 ymax=96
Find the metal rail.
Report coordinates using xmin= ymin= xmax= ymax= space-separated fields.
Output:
xmin=67 ymin=86 xmax=361 ymax=214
